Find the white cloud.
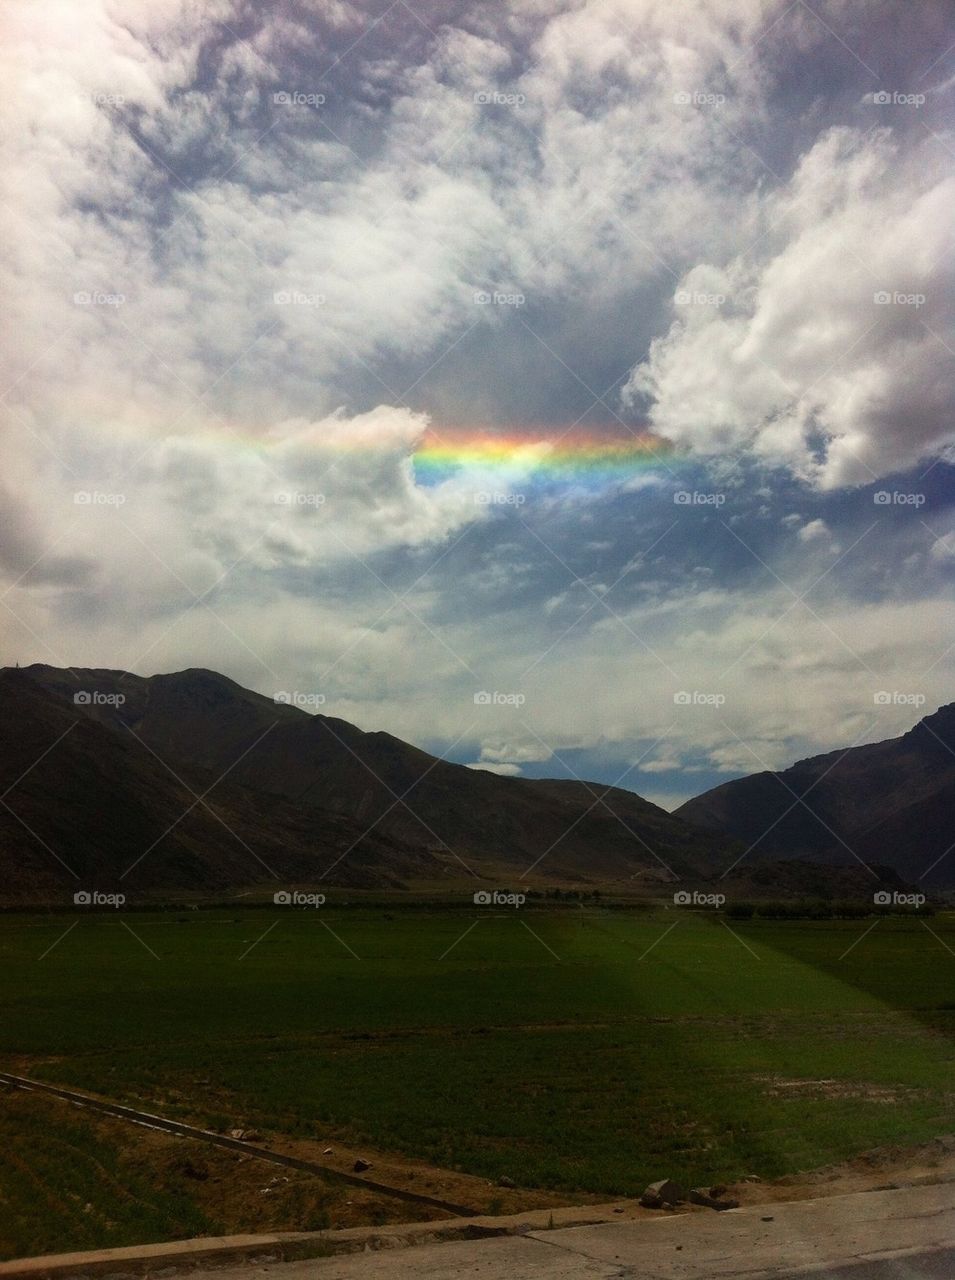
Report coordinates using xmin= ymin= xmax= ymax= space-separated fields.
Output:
xmin=2 ymin=0 xmax=952 ymax=808
xmin=465 ymin=761 xmax=523 ymax=776
xmin=625 ymin=128 xmax=955 ymax=487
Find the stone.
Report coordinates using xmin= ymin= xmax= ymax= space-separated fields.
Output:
xmin=353 ymin=1158 xmax=372 ymax=1172
xmin=689 ymin=1187 xmax=740 ymax=1210
xmin=642 ymin=1179 xmax=685 ymax=1206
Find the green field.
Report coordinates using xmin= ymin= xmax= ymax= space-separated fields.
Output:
xmin=2 ymin=905 xmax=954 ymax=1256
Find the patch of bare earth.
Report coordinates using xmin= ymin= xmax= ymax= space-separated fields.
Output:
xmin=754 ymin=1073 xmax=913 ymax=1103
xmin=722 ymin=1134 xmax=955 ymax=1207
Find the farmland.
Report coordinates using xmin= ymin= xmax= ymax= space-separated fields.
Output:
xmin=1 ymin=904 xmax=954 ymax=1257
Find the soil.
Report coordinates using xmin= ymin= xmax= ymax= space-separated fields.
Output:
xmin=5 ymin=1073 xmax=955 ymax=1241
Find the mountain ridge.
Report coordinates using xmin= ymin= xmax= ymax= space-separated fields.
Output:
xmin=0 ymin=664 xmax=734 ymax=900
xmin=676 ymin=703 xmax=955 ymax=888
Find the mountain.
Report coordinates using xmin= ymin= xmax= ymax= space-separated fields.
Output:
xmin=0 ymin=664 xmax=734 ymax=902
xmin=0 ymin=669 xmax=444 ymax=902
xmin=676 ymin=705 xmax=955 ymax=888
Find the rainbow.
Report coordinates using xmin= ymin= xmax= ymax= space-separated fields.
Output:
xmin=412 ymin=429 xmax=678 ymax=483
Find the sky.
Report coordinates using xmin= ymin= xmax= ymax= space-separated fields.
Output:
xmin=1 ymin=0 xmax=953 ymax=810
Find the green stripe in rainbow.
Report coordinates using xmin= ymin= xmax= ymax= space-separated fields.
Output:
xmin=413 ymin=429 xmax=678 ymax=483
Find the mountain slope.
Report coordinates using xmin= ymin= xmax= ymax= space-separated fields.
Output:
xmin=0 ymin=670 xmax=447 ymax=902
xmin=676 ymin=705 xmax=955 ymax=887
xmin=3 ymin=664 xmax=736 ymax=898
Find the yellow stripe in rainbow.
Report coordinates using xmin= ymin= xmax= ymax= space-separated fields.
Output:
xmin=413 ymin=429 xmax=677 ymax=479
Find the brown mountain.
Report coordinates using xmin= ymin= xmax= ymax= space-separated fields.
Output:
xmin=1 ymin=664 xmax=735 ymax=901
xmin=676 ymin=705 xmax=955 ymax=888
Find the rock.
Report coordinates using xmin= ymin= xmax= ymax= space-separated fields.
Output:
xmin=689 ymin=1187 xmax=740 ymax=1211
xmin=742 ymin=1174 xmax=761 ymax=1183
xmin=498 ymin=1175 xmax=516 ymax=1188
xmin=228 ymin=1129 xmax=262 ymax=1142
xmin=323 ymin=1148 xmax=333 ymax=1155
xmin=353 ymin=1158 xmax=372 ymax=1173
xmin=642 ymin=1179 xmax=685 ymax=1206
xmin=640 ymin=1190 xmax=663 ymax=1209
xmin=709 ymin=1184 xmax=728 ymax=1198
xmin=761 ymin=1215 xmax=774 ymax=1222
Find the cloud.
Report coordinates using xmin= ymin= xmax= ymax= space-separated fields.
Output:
xmin=479 ymin=742 xmax=553 ymax=764
xmin=624 ymin=127 xmax=955 ymax=487
xmin=465 ymin=761 xmax=523 ymax=776
xmin=2 ymin=0 xmax=952 ymax=811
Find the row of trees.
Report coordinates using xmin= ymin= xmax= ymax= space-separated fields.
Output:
xmin=726 ymin=899 xmax=934 ymax=920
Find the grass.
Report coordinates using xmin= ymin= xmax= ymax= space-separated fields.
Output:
xmin=1 ymin=906 xmax=954 ymax=1255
